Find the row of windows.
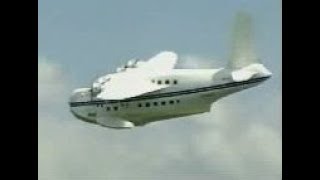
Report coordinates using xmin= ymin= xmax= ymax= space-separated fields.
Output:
xmin=106 ymin=106 xmax=118 ymax=111
xmin=96 ymin=104 xmax=119 ymax=111
xmin=97 ymin=103 xmax=128 ymax=108
xmin=138 ymin=99 xmax=180 ymax=107
xmin=101 ymin=99 xmax=181 ymax=111
xmin=151 ymin=79 xmax=178 ymax=85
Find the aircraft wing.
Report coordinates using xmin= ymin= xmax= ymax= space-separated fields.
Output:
xmin=138 ymin=51 xmax=178 ymax=74
xmin=96 ymin=74 xmax=169 ymax=100
xmin=95 ymin=51 xmax=176 ymax=100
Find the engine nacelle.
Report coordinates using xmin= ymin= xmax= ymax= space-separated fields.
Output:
xmin=116 ymin=66 xmax=125 ymax=72
xmin=126 ymin=59 xmax=138 ymax=68
xmin=92 ymin=75 xmax=111 ymax=93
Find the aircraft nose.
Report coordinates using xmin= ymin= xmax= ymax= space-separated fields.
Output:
xmin=69 ymin=106 xmax=82 ymax=120
xmin=69 ymin=91 xmax=80 ymax=103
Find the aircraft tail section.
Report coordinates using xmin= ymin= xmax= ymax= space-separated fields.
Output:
xmin=228 ymin=12 xmax=258 ymax=69
xmin=228 ymin=12 xmax=272 ymax=82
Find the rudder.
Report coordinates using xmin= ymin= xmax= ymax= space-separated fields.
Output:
xmin=228 ymin=12 xmax=260 ymax=70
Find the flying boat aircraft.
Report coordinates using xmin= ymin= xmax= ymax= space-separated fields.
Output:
xmin=69 ymin=12 xmax=272 ymax=129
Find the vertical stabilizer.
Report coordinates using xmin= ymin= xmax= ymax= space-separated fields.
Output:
xmin=228 ymin=12 xmax=259 ymax=69
xmin=227 ymin=12 xmax=272 ymax=82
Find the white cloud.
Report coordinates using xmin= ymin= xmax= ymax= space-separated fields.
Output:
xmin=38 ymin=57 xmax=69 ymax=105
xmin=38 ymin=55 xmax=281 ymax=180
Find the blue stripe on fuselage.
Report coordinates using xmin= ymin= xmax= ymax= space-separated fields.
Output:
xmin=69 ymin=76 xmax=269 ymax=107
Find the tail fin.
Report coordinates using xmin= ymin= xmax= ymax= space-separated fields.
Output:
xmin=228 ymin=12 xmax=259 ymax=69
xmin=227 ymin=12 xmax=272 ymax=82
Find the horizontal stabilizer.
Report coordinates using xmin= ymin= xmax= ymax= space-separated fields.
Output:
xmin=231 ymin=63 xmax=272 ymax=82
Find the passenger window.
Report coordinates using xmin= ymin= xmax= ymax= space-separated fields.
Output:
xmin=176 ymin=99 xmax=180 ymax=103
xmin=88 ymin=113 xmax=96 ymax=117
xmin=138 ymin=103 xmax=142 ymax=107
xmin=161 ymin=101 xmax=166 ymax=106
xmin=165 ymin=80 xmax=170 ymax=84
xmin=169 ymin=100 xmax=174 ymax=104
xmin=146 ymin=102 xmax=150 ymax=107
xmin=151 ymin=79 xmax=155 ymax=83
xmin=106 ymin=107 xmax=110 ymax=111
xmin=173 ymin=80 xmax=178 ymax=84
xmin=153 ymin=102 xmax=158 ymax=106
xmin=113 ymin=106 xmax=118 ymax=111
xmin=157 ymin=80 xmax=162 ymax=85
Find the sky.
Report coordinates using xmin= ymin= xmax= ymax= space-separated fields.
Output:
xmin=38 ymin=0 xmax=282 ymax=179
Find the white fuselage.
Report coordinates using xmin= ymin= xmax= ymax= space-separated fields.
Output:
xmin=69 ymin=68 xmax=269 ymax=127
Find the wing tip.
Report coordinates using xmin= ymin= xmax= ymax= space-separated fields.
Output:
xmin=157 ymin=51 xmax=178 ymax=59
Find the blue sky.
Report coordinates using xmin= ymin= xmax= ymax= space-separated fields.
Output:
xmin=38 ymin=0 xmax=281 ymax=179
xmin=39 ymin=0 xmax=281 ymax=86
